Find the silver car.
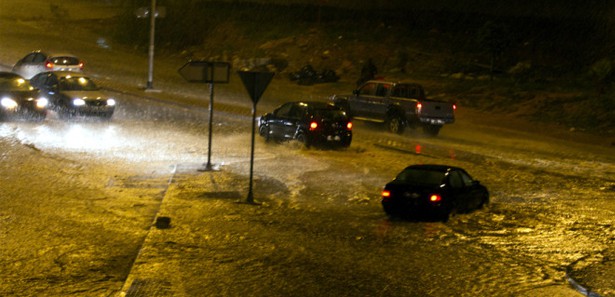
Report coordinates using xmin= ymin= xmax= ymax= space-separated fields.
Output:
xmin=29 ymin=71 xmax=115 ymax=119
xmin=12 ymin=51 xmax=84 ymax=79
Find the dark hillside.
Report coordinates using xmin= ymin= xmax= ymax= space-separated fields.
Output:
xmin=106 ymin=1 xmax=614 ymax=134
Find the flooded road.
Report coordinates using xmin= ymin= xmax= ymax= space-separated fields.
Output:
xmin=1 ymin=89 xmax=612 ymax=296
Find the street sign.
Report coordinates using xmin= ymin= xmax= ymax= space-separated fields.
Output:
xmin=237 ymin=71 xmax=275 ymax=104
xmin=179 ymin=61 xmax=230 ymax=83
xmin=237 ymin=71 xmax=275 ymax=204
xmin=135 ymin=6 xmax=166 ymax=18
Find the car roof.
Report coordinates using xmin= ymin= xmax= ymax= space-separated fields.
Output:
xmin=31 ymin=50 xmax=79 ymax=58
xmin=404 ymin=164 xmax=465 ymax=173
xmin=364 ymin=80 xmax=422 ymax=87
xmin=292 ymin=101 xmax=338 ymax=109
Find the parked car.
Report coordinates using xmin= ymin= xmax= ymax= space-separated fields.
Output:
xmin=0 ymin=72 xmax=48 ymax=121
xmin=381 ymin=164 xmax=489 ymax=221
xmin=29 ymin=71 xmax=115 ymax=119
xmin=12 ymin=51 xmax=84 ymax=79
xmin=331 ymin=80 xmax=455 ymax=136
xmin=258 ymin=101 xmax=352 ymax=148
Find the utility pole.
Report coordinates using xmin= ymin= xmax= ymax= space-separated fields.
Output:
xmin=146 ymin=0 xmax=156 ymax=90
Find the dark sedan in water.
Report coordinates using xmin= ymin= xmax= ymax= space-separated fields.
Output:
xmin=0 ymin=72 xmax=48 ymax=121
xmin=381 ymin=164 xmax=489 ymax=221
xmin=258 ymin=101 xmax=352 ymax=148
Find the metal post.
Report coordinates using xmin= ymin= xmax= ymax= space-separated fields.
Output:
xmin=205 ymin=82 xmax=214 ymax=170
xmin=146 ymin=0 xmax=156 ymax=89
xmin=247 ymin=101 xmax=257 ymax=203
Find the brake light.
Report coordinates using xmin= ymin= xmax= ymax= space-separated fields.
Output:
xmin=346 ymin=122 xmax=353 ymax=130
xmin=382 ymin=190 xmax=391 ymax=198
xmin=79 ymin=61 xmax=85 ymax=69
xmin=45 ymin=61 xmax=54 ymax=69
xmin=429 ymin=194 xmax=442 ymax=202
xmin=453 ymin=104 xmax=457 ymax=110
xmin=309 ymin=121 xmax=318 ymax=130
xmin=416 ymin=102 xmax=422 ymax=112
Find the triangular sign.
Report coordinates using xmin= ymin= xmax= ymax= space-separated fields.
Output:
xmin=237 ymin=71 xmax=275 ymax=104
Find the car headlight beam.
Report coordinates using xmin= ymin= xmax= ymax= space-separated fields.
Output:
xmin=36 ymin=97 xmax=49 ymax=108
xmin=107 ymin=98 xmax=116 ymax=106
xmin=1 ymin=97 xmax=18 ymax=109
xmin=73 ymin=98 xmax=86 ymax=106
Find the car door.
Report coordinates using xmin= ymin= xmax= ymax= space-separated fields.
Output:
xmin=14 ymin=53 xmax=46 ymax=79
xmin=349 ymin=82 xmax=377 ymax=119
xmin=448 ymin=169 xmax=484 ymax=212
xmin=30 ymin=73 xmax=60 ymax=106
xmin=267 ymin=103 xmax=294 ymax=139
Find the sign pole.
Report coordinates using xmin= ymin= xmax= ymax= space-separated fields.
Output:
xmin=247 ymin=100 xmax=257 ymax=203
xmin=237 ymin=71 xmax=275 ymax=204
xmin=146 ymin=0 xmax=156 ymax=90
xmin=205 ymin=82 xmax=214 ymax=170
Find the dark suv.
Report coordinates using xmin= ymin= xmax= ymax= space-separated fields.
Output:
xmin=259 ymin=101 xmax=352 ymax=148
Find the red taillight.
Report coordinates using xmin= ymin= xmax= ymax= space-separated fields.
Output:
xmin=416 ymin=102 xmax=422 ymax=112
xmin=429 ymin=194 xmax=442 ymax=203
xmin=309 ymin=121 xmax=318 ymax=130
xmin=346 ymin=122 xmax=353 ymax=130
xmin=45 ymin=61 xmax=54 ymax=69
xmin=382 ymin=190 xmax=391 ymax=198
xmin=78 ymin=61 xmax=85 ymax=69
xmin=453 ymin=104 xmax=457 ymax=110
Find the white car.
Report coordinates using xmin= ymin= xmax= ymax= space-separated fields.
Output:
xmin=12 ymin=51 xmax=84 ymax=79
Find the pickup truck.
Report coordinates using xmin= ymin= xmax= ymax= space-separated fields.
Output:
xmin=330 ymin=80 xmax=455 ymax=136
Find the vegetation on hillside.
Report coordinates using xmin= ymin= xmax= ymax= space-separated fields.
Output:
xmin=107 ymin=1 xmax=613 ymax=133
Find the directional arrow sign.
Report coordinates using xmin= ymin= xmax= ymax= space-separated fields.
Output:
xmin=237 ymin=71 xmax=275 ymax=104
xmin=179 ymin=61 xmax=230 ymax=83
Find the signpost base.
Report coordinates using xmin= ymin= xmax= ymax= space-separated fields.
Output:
xmin=197 ymin=162 xmax=220 ymax=172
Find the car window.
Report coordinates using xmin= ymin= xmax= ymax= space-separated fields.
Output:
xmin=448 ymin=171 xmax=464 ymax=189
xmin=458 ymin=170 xmax=475 ymax=187
xmin=23 ymin=53 xmax=38 ymax=63
xmin=314 ymin=108 xmax=347 ymax=120
xmin=396 ymin=168 xmax=445 ymax=186
xmin=274 ymin=103 xmax=293 ymax=117
xmin=32 ymin=53 xmax=46 ymax=63
xmin=359 ymin=82 xmax=377 ymax=96
xmin=288 ymin=105 xmax=305 ymax=119
xmin=29 ymin=73 xmax=49 ymax=88
xmin=375 ymin=83 xmax=390 ymax=97
xmin=58 ymin=76 xmax=98 ymax=91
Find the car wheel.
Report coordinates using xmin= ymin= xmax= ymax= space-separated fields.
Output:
xmin=258 ymin=124 xmax=270 ymax=141
xmin=386 ymin=116 xmax=405 ymax=134
xmin=58 ymin=108 xmax=74 ymax=120
xmin=30 ymin=112 xmax=46 ymax=122
xmin=101 ymin=112 xmax=113 ymax=120
xmin=296 ymin=132 xmax=310 ymax=148
xmin=478 ymin=194 xmax=490 ymax=209
xmin=422 ymin=124 xmax=441 ymax=136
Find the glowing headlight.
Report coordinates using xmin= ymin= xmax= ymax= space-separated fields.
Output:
xmin=72 ymin=98 xmax=86 ymax=106
xmin=107 ymin=98 xmax=116 ymax=106
xmin=1 ymin=97 xmax=18 ymax=109
xmin=36 ymin=97 xmax=49 ymax=108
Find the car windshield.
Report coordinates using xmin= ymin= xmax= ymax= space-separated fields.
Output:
xmin=0 ymin=77 xmax=35 ymax=91
xmin=58 ymin=76 xmax=98 ymax=91
xmin=313 ymin=108 xmax=347 ymax=120
xmin=395 ymin=168 xmax=445 ymax=186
